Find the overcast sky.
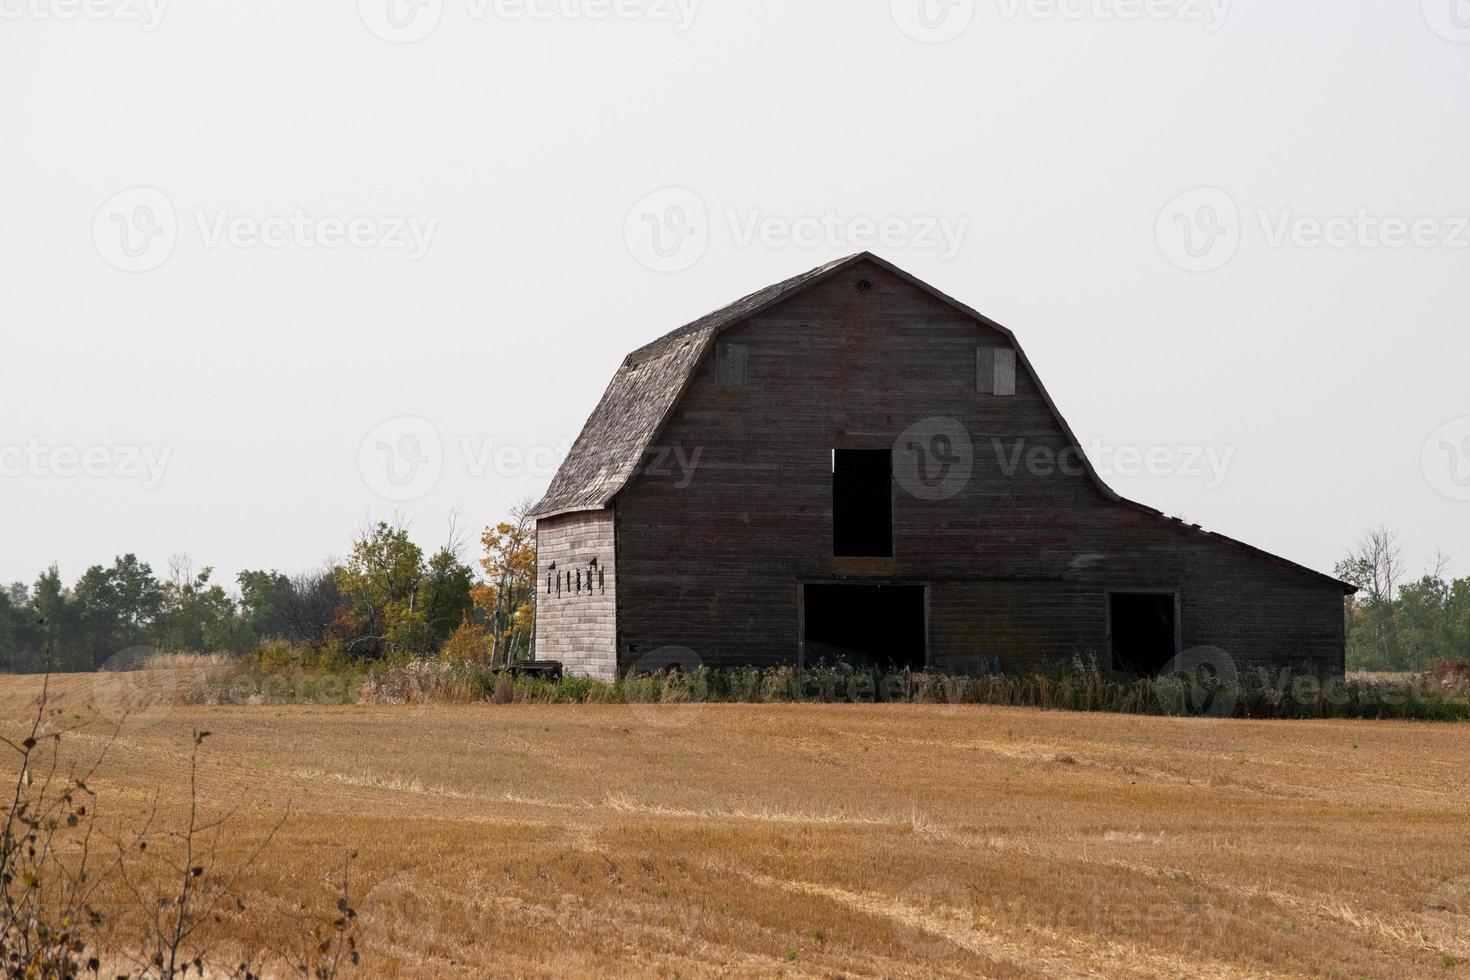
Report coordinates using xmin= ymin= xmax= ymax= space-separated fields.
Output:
xmin=3 ymin=0 xmax=1468 ymax=590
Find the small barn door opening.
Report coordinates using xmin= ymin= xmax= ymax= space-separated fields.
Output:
xmin=803 ymin=583 xmax=925 ymax=670
xmin=832 ymin=449 xmax=894 ymax=557
xmin=1108 ymin=592 xmax=1178 ymax=676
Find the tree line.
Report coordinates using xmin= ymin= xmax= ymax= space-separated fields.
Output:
xmin=0 ymin=506 xmax=537 ymax=673
xmin=1336 ymin=526 xmax=1470 ymax=671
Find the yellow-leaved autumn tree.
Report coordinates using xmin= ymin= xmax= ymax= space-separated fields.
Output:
xmin=474 ymin=500 xmax=537 ymax=666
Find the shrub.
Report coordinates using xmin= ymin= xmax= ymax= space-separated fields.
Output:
xmin=178 ymin=653 xmax=1470 ymax=722
xmin=439 ymin=619 xmax=493 ymax=664
xmin=1430 ymin=659 xmax=1470 ymax=685
xmin=2 ymin=682 xmax=361 ymax=978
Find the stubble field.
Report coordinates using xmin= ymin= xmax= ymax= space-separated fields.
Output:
xmin=2 ymin=671 xmax=1468 ymax=978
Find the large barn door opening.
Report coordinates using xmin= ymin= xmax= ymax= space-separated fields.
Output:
xmin=803 ymin=584 xmax=925 ymax=670
xmin=1109 ymin=592 xmax=1178 ymax=676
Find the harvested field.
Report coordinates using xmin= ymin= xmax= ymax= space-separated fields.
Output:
xmin=3 ymin=671 xmax=1468 ymax=978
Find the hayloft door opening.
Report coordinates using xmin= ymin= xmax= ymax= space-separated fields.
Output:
xmin=1109 ymin=592 xmax=1178 ymax=676
xmin=832 ymin=449 xmax=893 ymax=557
xmin=803 ymin=584 xmax=925 ymax=670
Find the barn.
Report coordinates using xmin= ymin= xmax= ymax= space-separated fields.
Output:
xmin=529 ymin=253 xmax=1353 ymax=682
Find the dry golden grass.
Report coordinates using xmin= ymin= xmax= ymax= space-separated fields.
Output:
xmin=4 ymin=671 xmax=1469 ymax=978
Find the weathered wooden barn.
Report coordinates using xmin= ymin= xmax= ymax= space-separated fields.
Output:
xmin=530 ymin=253 xmax=1353 ymax=681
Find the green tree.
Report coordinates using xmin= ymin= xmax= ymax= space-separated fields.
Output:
xmin=335 ymin=522 xmax=427 ymax=656
xmin=237 ymin=569 xmax=291 ymax=644
xmin=108 ymin=553 xmax=162 ymax=646
xmin=416 ymin=547 xmax=475 ymax=650
xmin=30 ymin=565 xmax=80 ymax=670
xmin=0 ymin=589 xmax=21 ymax=670
xmin=155 ymin=557 xmax=238 ymax=652
xmin=1338 ymin=529 xmax=1470 ymax=671
xmin=73 ymin=563 xmax=125 ymax=667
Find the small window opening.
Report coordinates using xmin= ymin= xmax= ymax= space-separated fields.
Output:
xmin=833 ymin=448 xmax=893 ymax=557
xmin=715 ymin=342 xmax=748 ymax=388
xmin=977 ymin=347 xmax=1016 ymax=396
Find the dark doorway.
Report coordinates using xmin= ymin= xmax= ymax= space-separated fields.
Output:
xmin=833 ymin=449 xmax=893 ymax=557
xmin=803 ymin=584 xmax=925 ymax=670
xmin=1109 ymin=592 xmax=1178 ymax=675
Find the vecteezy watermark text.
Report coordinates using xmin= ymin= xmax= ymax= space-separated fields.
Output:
xmin=895 ymin=417 xmax=1237 ymax=501
xmin=625 ymin=188 xmax=970 ymax=272
xmin=0 ymin=0 xmax=168 ymax=30
xmin=357 ymin=415 xmax=581 ymax=502
xmin=358 ymin=0 xmax=701 ymax=43
xmin=995 ymin=0 xmax=1230 ymax=29
xmin=889 ymin=0 xmax=1230 ymax=43
xmin=1157 ymin=187 xmax=1470 ymax=272
xmin=727 ymin=210 xmax=969 ymax=259
xmin=93 ymin=187 xmax=438 ymax=273
xmin=0 ymin=440 xmax=172 ymax=489
xmin=193 ymin=208 xmax=437 ymax=259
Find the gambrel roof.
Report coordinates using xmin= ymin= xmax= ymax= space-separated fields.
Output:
xmin=528 ymin=254 xmax=857 ymax=520
xmin=529 ymin=253 xmax=1355 ymax=593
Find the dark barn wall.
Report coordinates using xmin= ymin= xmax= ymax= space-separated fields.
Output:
xmin=535 ymin=509 xmax=618 ymax=680
xmin=611 ymin=259 xmax=1344 ymax=676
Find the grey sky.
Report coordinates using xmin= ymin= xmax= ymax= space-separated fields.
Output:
xmin=3 ymin=1 xmax=1468 ymax=590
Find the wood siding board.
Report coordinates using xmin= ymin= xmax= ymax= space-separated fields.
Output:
xmin=534 ymin=509 xmax=618 ymax=681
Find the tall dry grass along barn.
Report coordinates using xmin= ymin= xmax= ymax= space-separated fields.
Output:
xmin=530 ymin=253 xmax=1353 ymax=682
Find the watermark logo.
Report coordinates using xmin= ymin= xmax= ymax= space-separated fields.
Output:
xmin=895 ymin=875 xmax=973 ymax=957
xmin=890 ymin=0 xmax=976 ymax=43
xmin=726 ymin=209 xmax=969 ymax=260
xmin=0 ymin=0 xmax=169 ymax=30
xmin=91 ymin=646 xmax=201 ymax=725
xmin=1154 ymin=645 xmax=1238 ymax=718
xmin=361 ymin=871 xmax=447 ymax=947
xmin=358 ymin=0 xmax=444 ymax=43
xmin=1423 ymin=0 xmax=1470 ymax=43
xmin=358 ymin=416 xmax=444 ymax=502
xmin=93 ymin=188 xmax=437 ymax=271
xmin=1160 ymin=189 xmax=1470 ymax=272
xmin=625 ymin=187 xmax=709 ymax=273
xmin=357 ymin=420 xmax=572 ymax=500
xmin=93 ymin=187 xmax=177 ymax=273
xmin=1156 ymin=187 xmax=1240 ymax=273
xmin=1423 ymin=416 xmax=1470 ymax=502
xmin=626 ymin=646 xmax=705 ymax=729
xmin=894 ymin=417 xmax=974 ymax=501
xmin=907 ymin=436 xmax=1233 ymax=492
xmin=625 ymin=189 xmax=971 ymax=271
xmin=360 ymin=0 xmax=700 ymax=42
